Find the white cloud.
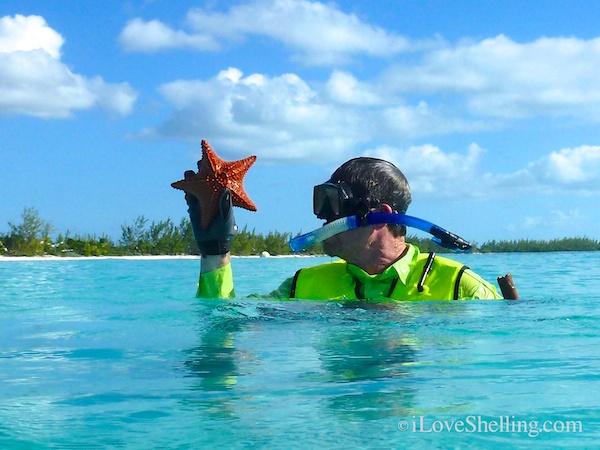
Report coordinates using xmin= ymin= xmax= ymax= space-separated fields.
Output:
xmin=526 ymin=145 xmax=600 ymax=188
xmin=144 ymin=64 xmax=600 ymax=195
xmin=145 ymin=67 xmax=488 ymax=160
xmin=522 ymin=216 xmax=544 ymax=229
xmin=509 ymin=209 xmax=585 ymax=235
xmin=0 ymin=14 xmax=63 ymax=58
xmin=384 ymin=35 xmax=600 ymax=120
xmin=354 ymin=144 xmax=600 ymax=200
xmin=0 ymin=15 xmax=137 ymax=118
xmin=149 ymin=68 xmax=369 ymax=161
xmin=119 ymin=0 xmax=415 ymax=64
xmin=325 ymin=71 xmax=381 ymax=106
xmin=481 ymin=145 xmax=600 ymax=197
xmin=117 ymin=4 xmax=600 ymax=119
xmin=365 ymin=143 xmax=484 ymax=196
xmin=121 ymin=3 xmax=600 ymax=144
xmin=489 ymin=146 xmax=600 ymax=196
xmin=118 ymin=18 xmax=219 ymax=53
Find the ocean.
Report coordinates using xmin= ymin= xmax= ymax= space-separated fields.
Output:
xmin=1 ymin=252 xmax=598 ymax=449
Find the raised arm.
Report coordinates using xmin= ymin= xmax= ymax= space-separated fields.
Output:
xmin=172 ymin=140 xmax=259 ymax=298
xmin=183 ymin=172 xmax=237 ymax=298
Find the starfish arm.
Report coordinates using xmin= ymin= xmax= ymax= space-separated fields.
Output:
xmin=172 ymin=139 xmax=258 ymax=225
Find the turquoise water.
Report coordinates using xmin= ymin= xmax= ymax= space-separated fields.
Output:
xmin=1 ymin=253 xmax=599 ymax=449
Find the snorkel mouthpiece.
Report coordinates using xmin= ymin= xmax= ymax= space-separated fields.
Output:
xmin=289 ymin=212 xmax=472 ymax=253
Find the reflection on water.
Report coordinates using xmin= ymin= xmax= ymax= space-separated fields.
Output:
xmin=317 ymin=325 xmax=416 ymax=381
xmin=184 ymin=301 xmax=423 ymax=423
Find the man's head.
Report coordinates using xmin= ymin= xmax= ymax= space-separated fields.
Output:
xmin=314 ymin=157 xmax=412 ymax=236
xmin=315 ymin=157 xmax=412 ymax=273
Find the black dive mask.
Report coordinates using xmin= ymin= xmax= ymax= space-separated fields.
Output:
xmin=313 ymin=181 xmax=370 ymax=222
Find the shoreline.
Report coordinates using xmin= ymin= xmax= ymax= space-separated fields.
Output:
xmin=0 ymin=254 xmax=324 ymax=262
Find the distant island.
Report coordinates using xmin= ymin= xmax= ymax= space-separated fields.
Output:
xmin=2 ymin=207 xmax=599 ymax=257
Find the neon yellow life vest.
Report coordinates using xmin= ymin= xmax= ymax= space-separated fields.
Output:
xmin=290 ymin=253 xmax=467 ymax=301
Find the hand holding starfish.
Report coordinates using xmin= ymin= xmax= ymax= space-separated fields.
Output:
xmin=172 ymin=140 xmax=257 ymax=254
xmin=172 ymin=140 xmax=258 ymax=229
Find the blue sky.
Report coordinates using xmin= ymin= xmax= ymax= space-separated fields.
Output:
xmin=2 ymin=0 xmax=600 ymax=246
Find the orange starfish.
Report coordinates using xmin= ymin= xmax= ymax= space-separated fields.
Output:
xmin=171 ymin=140 xmax=257 ymax=229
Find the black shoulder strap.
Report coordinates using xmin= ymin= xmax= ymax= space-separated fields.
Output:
xmin=418 ymin=252 xmax=436 ymax=292
xmin=453 ymin=265 xmax=468 ymax=300
xmin=289 ymin=269 xmax=303 ymax=299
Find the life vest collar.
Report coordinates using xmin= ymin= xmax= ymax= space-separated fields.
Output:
xmin=345 ymin=244 xmax=418 ymax=287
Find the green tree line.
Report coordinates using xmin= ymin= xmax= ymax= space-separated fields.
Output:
xmin=1 ymin=207 xmax=600 ymax=257
xmin=478 ymin=237 xmax=600 ymax=253
xmin=0 ymin=207 xmax=322 ymax=257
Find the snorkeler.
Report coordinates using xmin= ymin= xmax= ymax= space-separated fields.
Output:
xmin=181 ymin=156 xmax=501 ymax=300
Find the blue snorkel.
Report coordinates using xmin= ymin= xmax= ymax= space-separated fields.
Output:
xmin=289 ymin=213 xmax=472 ymax=253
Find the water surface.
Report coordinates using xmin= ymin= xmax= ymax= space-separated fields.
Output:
xmin=0 ymin=253 xmax=598 ymax=448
